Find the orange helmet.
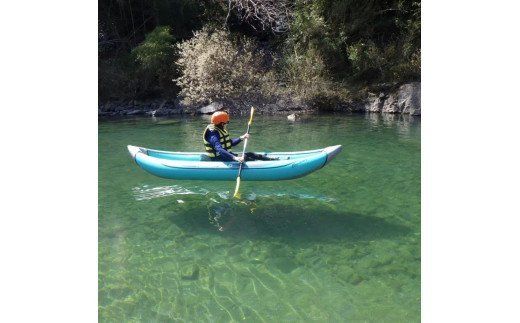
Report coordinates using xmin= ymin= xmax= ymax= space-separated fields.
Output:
xmin=211 ymin=111 xmax=230 ymax=124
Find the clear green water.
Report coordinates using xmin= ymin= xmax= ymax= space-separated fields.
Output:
xmin=99 ymin=113 xmax=421 ymax=322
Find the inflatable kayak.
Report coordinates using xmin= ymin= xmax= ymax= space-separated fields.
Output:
xmin=127 ymin=145 xmax=342 ymax=181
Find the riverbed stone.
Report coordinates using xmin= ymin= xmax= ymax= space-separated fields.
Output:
xmin=181 ymin=264 xmax=200 ymax=281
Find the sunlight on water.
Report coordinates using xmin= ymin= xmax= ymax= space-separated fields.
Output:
xmin=133 ymin=184 xmax=337 ymax=203
xmin=133 ymin=185 xmax=209 ymax=201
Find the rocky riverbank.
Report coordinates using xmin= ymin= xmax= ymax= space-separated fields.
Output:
xmin=98 ymin=82 xmax=420 ymax=117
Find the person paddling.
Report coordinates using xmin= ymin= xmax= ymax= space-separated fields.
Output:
xmin=203 ymin=110 xmax=278 ymax=162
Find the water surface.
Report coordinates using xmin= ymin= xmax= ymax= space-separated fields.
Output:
xmin=99 ymin=113 xmax=421 ymax=321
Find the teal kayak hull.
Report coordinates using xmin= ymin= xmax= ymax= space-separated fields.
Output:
xmin=127 ymin=145 xmax=342 ymax=181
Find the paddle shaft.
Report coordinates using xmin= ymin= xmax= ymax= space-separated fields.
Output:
xmin=236 ymin=121 xmax=252 ymax=178
xmin=233 ymin=107 xmax=254 ymax=197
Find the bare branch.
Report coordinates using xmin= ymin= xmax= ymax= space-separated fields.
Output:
xmin=227 ymin=0 xmax=294 ymax=33
xmin=225 ymin=0 xmax=232 ymax=28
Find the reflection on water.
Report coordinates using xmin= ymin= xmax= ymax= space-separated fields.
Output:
xmin=365 ymin=112 xmax=420 ymax=140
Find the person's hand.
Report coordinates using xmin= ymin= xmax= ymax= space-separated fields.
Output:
xmin=240 ymin=133 xmax=250 ymax=140
xmin=234 ymin=156 xmax=245 ymax=163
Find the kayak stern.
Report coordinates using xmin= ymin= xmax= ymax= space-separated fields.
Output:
xmin=323 ymin=145 xmax=342 ymax=165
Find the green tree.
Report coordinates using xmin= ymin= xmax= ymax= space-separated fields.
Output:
xmin=132 ymin=26 xmax=177 ymax=98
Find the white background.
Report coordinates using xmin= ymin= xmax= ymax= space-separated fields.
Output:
xmin=0 ymin=0 xmax=519 ymax=322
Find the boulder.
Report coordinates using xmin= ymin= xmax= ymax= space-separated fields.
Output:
xmin=287 ymin=113 xmax=299 ymax=121
xmin=365 ymin=93 xmax=385 ymax=112
xmin=198 ymin=101 xmax=223 ymax=114
xmin=382 ymin=93 xmax=399 ymax=113
xmin=397 ymin=82 xmax=421 ymax=115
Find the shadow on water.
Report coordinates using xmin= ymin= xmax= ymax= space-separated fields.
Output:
xmin=160 ymin=195 xmax=411 ymax=245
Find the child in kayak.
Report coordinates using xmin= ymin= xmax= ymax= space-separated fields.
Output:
xmin=203 ymin=111 xmax=278 ymax=162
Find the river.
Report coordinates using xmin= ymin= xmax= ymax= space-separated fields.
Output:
xmin=99 ymin=113 xmax=421 ymax=321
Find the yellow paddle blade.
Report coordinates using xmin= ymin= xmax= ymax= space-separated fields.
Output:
xmin=233 ymin=177 xmax=241 ymax=198
xmin=248 ymin=107 xmax=255 ymax=125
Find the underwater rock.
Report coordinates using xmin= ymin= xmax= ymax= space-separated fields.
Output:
xmin=181 ymin=264 xmax=200 ymax=280
xmin=336 ymin=266 xmax=364 ymax=285
xmin=268 ymin=257 xmax=298 ymax=274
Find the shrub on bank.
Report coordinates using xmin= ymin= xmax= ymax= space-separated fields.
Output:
xmin=175 ymin=27 xmax=277 ymax=107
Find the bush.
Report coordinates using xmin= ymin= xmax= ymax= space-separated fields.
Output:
xmin=280 ymin=46 xmax=348 ymax=105
xmin=278 ymin=2 xmax=349 ymax=107
xmin=175 ymin=27 xmax=276 ymax=106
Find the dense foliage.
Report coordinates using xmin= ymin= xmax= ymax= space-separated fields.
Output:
xmin=99 ymin=0 xmax=420 ymax=104
xmin=176 ymin=28 xmax=277 ymax=105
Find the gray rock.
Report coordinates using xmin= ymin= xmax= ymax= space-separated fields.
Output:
xmin=365 ymin=93 xmax=385 ymax=112
xmin=153 ymin=109 xmax=183 ymax=117
xmin=397 ymin=82 xmax=421 ymax=115
xmin=126 ymin=109 xmax=144 ymax=116
xmin=287 ymin=113 xmax=299 ymax=121
xmin=382 ymin=93 xmax=399 ymax=113
xmin=199 ymin=101 xmax=223 ymax=114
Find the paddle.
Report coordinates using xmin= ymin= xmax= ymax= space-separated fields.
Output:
xmin=233 ymin=107 xmax=255 ymax=198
